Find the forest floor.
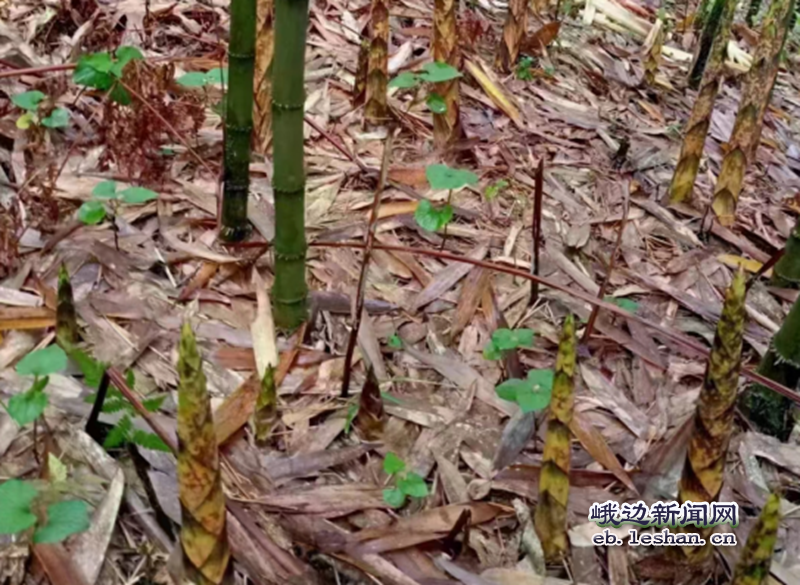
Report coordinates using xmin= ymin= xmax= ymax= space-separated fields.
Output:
xmin=2 ymin=0 xmax=800 ymax=584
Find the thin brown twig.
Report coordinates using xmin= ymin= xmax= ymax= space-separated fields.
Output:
xmin=747 ymin=247 xmax=785 ymax=290
xmin=222 ymin=237 xmax=800 ymax=405
xmin=529 ymin=158 xmax=544 ymax=307
xmin=340 ymin=129 xmax=395 ymax=398
xmin=581 ymin=185 xmax=630 ymax=344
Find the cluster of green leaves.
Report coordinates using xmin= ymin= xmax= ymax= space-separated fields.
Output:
xmin=516 ymin=56 xmax=536 ymax=81
xmin=5 ymin=346 xmax=68 ymax=426
xmin=12 ymin=91 xmax=70 ymax=130
xmin=382 ymin=453 xmax=429 ymax=508
xmin=0 ymin=477 xmax=90 ymax=543
xmin=496 ymin=369 xmax=554 ymax=413
xmin=389 ymin=61 xmax=462 ymax=114
xmin=80 ymin=357 xmax=170 ymax=452
xmin=73 ymin=46 xmax=143 ymax=104
xmin=175 ymin=67 xmax=228 ymax=88
xmin=484 ymin=179 xmax=509 ymax=201
xmin=483 ymin=328 xmax=534 ymax=360
xmin=78 ymin=180 xmax=158 ymax=225
xmin=415 ymin=164 xmax=478 ymax=233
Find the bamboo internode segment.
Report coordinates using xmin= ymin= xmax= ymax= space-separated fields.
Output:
xmin=365 ymin=0 xmax=390 ymax=126
xmin=433 ymin=0 xmax=462 ymax=147
xmin=710 ymin=0 xmax=795 ymax=226
xmin=668 ymin=0 xmax=735 ymax=204
xmin=254 ymin=0 xmax=274 ymax=155
xmin=496 ymin=0 xmax=528 ymax=73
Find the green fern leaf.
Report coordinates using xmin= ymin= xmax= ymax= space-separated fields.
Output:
xmin=103 ymin=415 xmax=133 ymax=449
xmin=141 ymin=395 xmax=165 ymax=413
xmin=130 ymin=430 xmax=171 ymax=452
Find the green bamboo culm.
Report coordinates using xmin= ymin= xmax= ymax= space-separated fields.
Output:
xmin=689 ymin=0 xmax=728 ymax=89
xmin=220 ymin=0 xmax=257 ymax=242
xmin=271 ymin=0 xmax=310 ymax=329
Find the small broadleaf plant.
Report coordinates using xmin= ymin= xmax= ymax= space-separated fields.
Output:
xmin=4 ymin=345 xmax=68 ymax=427
xmin=382 ymin=452 xmax=429 ymax=508
xmin=78 ymin=180 xmax=158 ymax=226
xmin=11 ymin=91 xmax=70 ymax=130
xmin=79 ymin=353 xmax=170 ymax=452
xmin=483 ymin=328 xmax=535 ymax=360
xmin=496 ymin=369 xmax=554 ymax=413
xmin=73 ymin=46 xmax=144 ymax=104
xmin=415 ymin=164 xmax=478 ymax=233
xmin=0 ymin=478 xmax=91 ymax=543
xmin=175 ymin=67 xmax=228 ymax=88
xmin=389 ymin=61 xmax=462 ymax=115
xmin=484 ymin=179 xmax=509 ymax=201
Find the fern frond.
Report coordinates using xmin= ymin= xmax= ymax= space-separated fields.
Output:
xmin=103 ymin=415 xmax=133 ymax=448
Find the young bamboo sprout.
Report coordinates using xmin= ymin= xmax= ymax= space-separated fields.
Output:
xmin=253 ymin=365 xmax=277 ymax=442
xmin=710 ymin=0 xmax=795 ymax=226
xmin=731 ymin=493 xmax=781 ymax=585
xmin=177 ymin=322 xmax=231 ymax=584
xmin=669 ymin=0 xmax=735 ymax=204
xmin=496 ymin=0 xmax=528 ymax=74
xmin=56 ymin=264 xmax=78 ymax=352
xmin=674 ymin=268 xmax=746 ymax=562
xmin=353 ymin=38 xmax=370 ymax=107
xmin=534 ymin=314 xmax=576 ymax=563
xmin=688 ymin=0 xmax=732 ymax=89
xmin=220 ymin=0 xmax=257 ymax=242
xmin=433 ymin=0 xmax=462 ymax=147
xmin=271 ymin=0 xmax=310 ymax=329
xmin=643 ymin=17 xmax=665 ymax=87
xmin=365 ymin=0 xmax=390 ymax=126
xmin=253 ymin=0 xmax=275 ymax=155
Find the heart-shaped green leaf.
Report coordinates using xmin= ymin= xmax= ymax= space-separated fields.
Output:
xmin=12 ymin=91 xmax=46 ymax=111
xmin=176 ymin=72 xmax=209 ymax=87
xmin=120 ymin=186 xmax=158 ymax=204
xmin=8 ymin=380 xmax=49 ymax=426
xmin=398 ymin=472 xmax=429 ymax=498
xmin=383 ymin=487 xmax=406 ymax=508
xmin=0 ymin=480 xmax=38 ymax=535
xmin=414 ymin=200 xmax=453 ymax=232
xmin=34 ymin=500 xmax=90 ymax=544
xmin=78 ymin=200 xmax=107 ymax=225
xmin=516 ymin=384 xmax=552 ymax=413
xmin=418 ymin=61 xmax=462 ymax=83
xmin=92 ymin=180 xmax=118 ymax=199
xmin=527 ymin=368 xmax=555 ymax=391
xmin=383 ymin=452 xmax=406 ymax=475
xmin=41 ymin=108 xmax=70 ymax=128
xmin=205 ymin=67 xmax=228 ymax=85
xmin=425 ymin=93 xmax=447 ymax=113
xmin=388 ymin=71 xmax=421 ymax=89
xmin=73 ymin=53 xmax=114 ymax=90
xmin=16 ymin=345 xmax=67 ymax=377
xmin=16 ymin=112 xmax=36 ymax=129
xmin=425 ymin=164 xmax=478 ymax=191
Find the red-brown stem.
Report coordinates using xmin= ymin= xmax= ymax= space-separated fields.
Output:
xmin=530 ymin=158 xmax=544 ymax=306
xmin=747 ymin=247 xmax=784 ymax=290
xmin=106 ymin=367 xmax=178 ymax=453
xmin=340 ymin=130 xmax=395 ymax=398
xmin=581 ymin=189 xmax=630 ymax=343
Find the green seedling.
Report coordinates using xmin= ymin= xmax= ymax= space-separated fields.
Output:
xmin=382 ymin=452 xmax=429 ymax=508
xmin=387 ymin=333 xmax=403 ymax=349
xmin=78 ymin=181 xmax=158 ymax=247
xmin=484 ymin=179 xmax=510 ymax=201
xmin=496 ymin=368 xmax=554 ymax=413
xmin=73 ymin=46 xmax=144 ymax=104
xmin=389 ymin=61 xmax=462 ymax=115
xmin=415 ymin=164 xmax=478 ymax=237
xmin=5 ymin=345 xmax=68 ymax=427
xmin=12 ymin=91 xmax=70 ymax=130
xmin=483 ymin=328 xmax=535 ymax=360
xmin=0 ymin=479 xmax=90 ymax=543
xmin=516 ymin=56 xmax=536 ymax=81
xmin=175 ymin=67 xmax=228 ymax=88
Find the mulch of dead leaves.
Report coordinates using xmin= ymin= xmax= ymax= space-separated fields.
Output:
xmin=2 ymin=0 xmax=800 ymax=584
